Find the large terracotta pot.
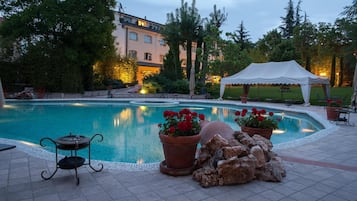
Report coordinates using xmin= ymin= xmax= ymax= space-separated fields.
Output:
xmin=241 ymin=126 xmax=273 ymax=140
xmin=159 ymin=134 xmax=200 ymax=176
xmin=326 ymin=106 xmax=340 ymax=121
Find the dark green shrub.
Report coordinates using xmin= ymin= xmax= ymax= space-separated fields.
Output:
xmin=172 ymin=80 xmax=189 ymax=94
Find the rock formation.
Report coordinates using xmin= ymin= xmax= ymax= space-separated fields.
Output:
xmin=192 ymin=131 xmax=286 ymax=187
xmin=199 ymin=120 xmax=234 ymax=145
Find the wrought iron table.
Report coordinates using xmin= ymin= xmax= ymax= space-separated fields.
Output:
xmin=334 ymin=108 xmax=354 ymax=126
xmin=40 ymin=133 xmax=103 ymax=185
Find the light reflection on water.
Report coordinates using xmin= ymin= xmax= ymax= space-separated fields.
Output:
xmin=0 ymin=101 xmax=323 ymax=163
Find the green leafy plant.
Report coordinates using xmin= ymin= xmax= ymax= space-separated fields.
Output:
xmin=234 ymin=108 xmax=279 ymax=129
xmin=158 ymin=108 xmax=205 ymax=137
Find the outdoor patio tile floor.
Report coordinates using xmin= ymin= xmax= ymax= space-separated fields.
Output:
xmin=1 ymin=104 xmax=357 ymax=201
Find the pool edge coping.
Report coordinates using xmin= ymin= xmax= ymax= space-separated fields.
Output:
xmin=1 ymin=98 xmax=337 ymax=171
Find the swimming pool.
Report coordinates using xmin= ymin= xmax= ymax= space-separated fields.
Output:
xmin=0 ymin=99 xmax=324 ymax=164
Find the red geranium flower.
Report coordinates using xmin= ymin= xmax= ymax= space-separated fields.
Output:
xmin=234 ymin=108 xmax=279 ymax=129
xmin=159 ymin=108 xmax=204 ymax=137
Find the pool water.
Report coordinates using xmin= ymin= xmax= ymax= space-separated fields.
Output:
xmin=0 ymin=101 xmax=323 ymax=164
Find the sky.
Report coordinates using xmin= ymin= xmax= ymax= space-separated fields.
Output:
xmin=117 ymin=0 xmax=352 ymax=42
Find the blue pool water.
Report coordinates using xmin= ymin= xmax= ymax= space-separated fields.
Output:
xmin=0 ymin=100 xmax=324 ymax=164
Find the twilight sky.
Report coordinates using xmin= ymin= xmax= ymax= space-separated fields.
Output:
xmin=117 ymin=0 xmax=352 ymax=42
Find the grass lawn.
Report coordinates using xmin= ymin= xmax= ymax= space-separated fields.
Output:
xmin=209 ymin=85 xmax=354 ymax=106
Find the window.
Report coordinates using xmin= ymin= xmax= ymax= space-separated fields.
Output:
xmin=144 ymin=35 xmax=152 ymax=44
xmin=129 ymin=32 xmax=138 ymax=41
xmin=128 ymin=50 xmax=137 ymax=59
xmin=159 ymin=39 xmax=166 ymax=46
xmin=144 ymin=52 xmax=152 ymax=61
xmin=137 ymin=19 xmax=148 ymax=27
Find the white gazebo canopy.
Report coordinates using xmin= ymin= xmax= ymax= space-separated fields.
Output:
xmin=219 ymin=60 xmax=330 ymax=105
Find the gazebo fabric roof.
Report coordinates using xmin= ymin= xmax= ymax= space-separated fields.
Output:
xmin=220 ymin=60 xmax=329 ymax=85
xmin=219 ymin=60 xmax=330 ymax=106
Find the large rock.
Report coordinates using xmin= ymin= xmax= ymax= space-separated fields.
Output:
xmin=199 ymin=121 xmax=234 ymax=145
xmin=204 ymin=134 xmax=230 ymax=154
xmin=193 ymin=132 xmax=286 ymax=187
xmin=217 ymin=156 xmax=256 ymax=185
xmin=222 ymin=146 xmax=248 ymax=159
xmin=250 ymin=145 xmax=265 ymax=168
xmin=192 ymin=167 xmax=219 ymax=187
xmin=255 ymin=156 xmax=286 ymax=182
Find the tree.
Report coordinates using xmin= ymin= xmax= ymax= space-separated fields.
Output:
xmin=269 ymin=39 xmax=297 ymax=61
xmin=256 ymin=29 xmax=283 ymax=61
xmin=280 ymin=0 xmax=295 ymax=38
xmin=317 ymin=22 xmax=351 ymax=86
xmin=341 ymin=0 xmax=357 ymax=20
xmin=0 ymin=0 xmax=116 ymax=92
xmin=214 ymin=40 xmax=251 ymax=76
xmin=226 ymin=21 xmax=252 ymax=51
xmin=340 ymin=0 xmax=357 ymax=85
xmin=295 ymin=0 xmax=302 ymax=26
xmin=293 ymin=20 xmax=317 ymax=71
xmin=161 ymin=11 xmax=183 ymax=80
xmin=197 ymin=5 xmax=227 ymax=85
xmin=179 ymin=0 xmax=201 ymax=81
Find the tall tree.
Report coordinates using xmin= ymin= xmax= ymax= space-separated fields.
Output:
xmin=317 ymin=22 xmax=350 ymax=86
xmin=293 ymin=20 xmax=317 ymax=71
xmin=179 ymin=0 xmax=201 ymax=81
xmin=0 ymin=0 xmax=116 ymax=92
xmin=295 ymin=0 xmax=302 ymax=26
xmin=256 ymin=29 xmax=283 ymax=61
xmin=209 ymin=4 xmax=227 ymax=28
xmin=213 ymin=40 xmax=251 ymax=76
xmin=197 ymin=5 xmax=227 ymax=85
xmin=341 ymin=0 xmax=357 ymax=20
xmin=340 ymin=0 xmax=357 ymax=83
xmin=226 ymin=21 xmax=252 ymax=51
xmin=161 ymin=11 xmax=183 ymax=80
xmin=334 ymin=19 xmax=354 ymax=86
xmin=280 ymin=0 xmax=295 ymax=38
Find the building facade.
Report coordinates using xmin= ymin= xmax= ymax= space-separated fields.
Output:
xmin=112 ymin=12 xmax=194 ymax=84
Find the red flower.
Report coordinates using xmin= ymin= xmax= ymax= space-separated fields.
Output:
xmin=185 ymin=115 xmax=192 ymax=122
xmin=163 ymin=110 xmax=170 ymax=118
xmin=159 ymin=108 xmax=204 ymax=137
xmin=252 ymin=107 xmax=257 ymax=114
xmin=179 ymin=108 xmax=191 ymax=115
xmin=234 ymin=108 xmax=279 ymax=130
xmin=336 ymin=100 xmax=343 ymax=105
xmin=327 ymin=99 xmax=343 ymax=107
xmin=178 ymin=121 xmax=192 ymax=132
xmin=169 ymin=126 xmax=175 ymax=133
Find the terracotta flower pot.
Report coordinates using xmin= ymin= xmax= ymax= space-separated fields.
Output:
xmin=241 ymin=126 xmax=273 ymax=140
xmin=159 ymin=134 xmax=200 ymax=176
xmin=240 ymin=96 xmax=247 ymax=103
xmin=326 ymin=106 xmax=341 ymax=121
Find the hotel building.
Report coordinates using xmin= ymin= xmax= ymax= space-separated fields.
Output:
xmin=112 ymin=11 xmax=194 ymax=84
